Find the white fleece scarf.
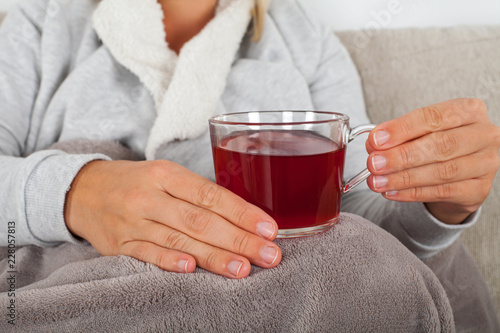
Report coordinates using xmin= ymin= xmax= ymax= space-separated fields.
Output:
xmin=93 ymin=0 xmax=254 ymax=160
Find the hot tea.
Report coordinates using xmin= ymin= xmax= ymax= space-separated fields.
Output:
xmin=213 ymin=131 xmax=345 ymax=230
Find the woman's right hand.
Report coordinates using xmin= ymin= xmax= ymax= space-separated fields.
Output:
xmin=64 ymin=160 xmax=281 ymax=279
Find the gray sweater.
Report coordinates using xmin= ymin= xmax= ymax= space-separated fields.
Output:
xmin=0 ymin=0 xmax=477 ymax=257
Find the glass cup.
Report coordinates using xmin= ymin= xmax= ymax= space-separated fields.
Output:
xmin=209 ymin=111 xmax=375 ymax=238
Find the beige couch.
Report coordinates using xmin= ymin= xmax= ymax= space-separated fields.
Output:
xmin=0 ymin=13 xmax=499 ymax=314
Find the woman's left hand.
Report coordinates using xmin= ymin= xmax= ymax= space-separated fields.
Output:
xmin=365 ymin=98 xmax=500 ymax=224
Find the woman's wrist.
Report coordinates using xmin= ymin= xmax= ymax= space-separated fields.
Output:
xmin=424 ymin=202 xmax=474 ymax=225
xmin=64 ymin=160 xmax=111 ymax=240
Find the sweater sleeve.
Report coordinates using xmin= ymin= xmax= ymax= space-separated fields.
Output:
xmin=0 ymin=3 xmax=111 ymax=247
xmin=308 ymin=25 xmax=478 ymax=258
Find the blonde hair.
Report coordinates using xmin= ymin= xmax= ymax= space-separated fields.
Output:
xmin=251 ymin=0 xmax=270 ymax=42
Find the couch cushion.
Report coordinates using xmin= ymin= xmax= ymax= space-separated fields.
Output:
xmin=337 ymin=25 xmax=500 ymax=315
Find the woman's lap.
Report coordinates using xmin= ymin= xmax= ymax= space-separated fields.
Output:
xmin=0 ymin=213 xmax=457 ymax=332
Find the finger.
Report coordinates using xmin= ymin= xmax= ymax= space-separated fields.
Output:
xmin=381 ymin=178 xmax=490 ymax=208
xmin=368 ymin=151 xmax=495 ymax=192
xmin=368 ymin=98 xmax=486 ymax=150
xmin=131 ymin=222 xmax=259 ymax=279
xmin=152 ymin=161 xmax=278 ymax=240
xmin=121 ymin=240 xmax=197 ymax=274
xmin=366 ymin=138 xmax=376 ymax=155
xmin=367 ymin=123 xmax=491 ymax=173
xmin=142 ymin=196 xmax=281 ymax=269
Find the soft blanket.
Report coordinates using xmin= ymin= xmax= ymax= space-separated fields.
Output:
xmin=0 ymin=141 xmax=497 ymax=332
xmin=0 ymin=214 xmax=454 ymax=332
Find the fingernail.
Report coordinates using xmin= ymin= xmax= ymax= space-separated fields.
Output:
xmin=261 ymin=246 xmax=279 ymax=265
xmin=372 ymin=155 xmax=387 ymax=171
xmin=228 ymin=260 xmax=244 ymax=278
xmin=178 ymin=259 xmax=189 ymax=273
xmin=386 ymin=190 xmax=399 ymax=197
xmin=374 ymin=130 xmax=389 ymax=147
xmin=373 ymin=175 xmax=388 ymax=189
xmin=257 ymin=221 xmax=275 ymax=239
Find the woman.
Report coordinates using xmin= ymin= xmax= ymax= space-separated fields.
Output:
xmin=0 ymin=0 xmax=498 ymax=330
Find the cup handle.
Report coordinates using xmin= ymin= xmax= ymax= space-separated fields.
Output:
xmin=343 ymin=124 xmax=377 ymax=194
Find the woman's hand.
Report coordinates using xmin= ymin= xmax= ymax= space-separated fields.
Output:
xmin=64 ymin=160 xmax=281 ymax=279
xmin=365 ymin=98 xmax=500 ymax=224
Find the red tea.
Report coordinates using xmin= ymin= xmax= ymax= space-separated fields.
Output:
xmin=213 ymin=131 xmax=345 ymax=230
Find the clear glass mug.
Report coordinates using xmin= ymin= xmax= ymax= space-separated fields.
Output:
xmin=209 ymin=111 xmax=375 ymax=238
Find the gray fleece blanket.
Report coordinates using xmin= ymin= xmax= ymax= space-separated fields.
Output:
xmin=0 ymin=141 xmax=497 ymax=332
